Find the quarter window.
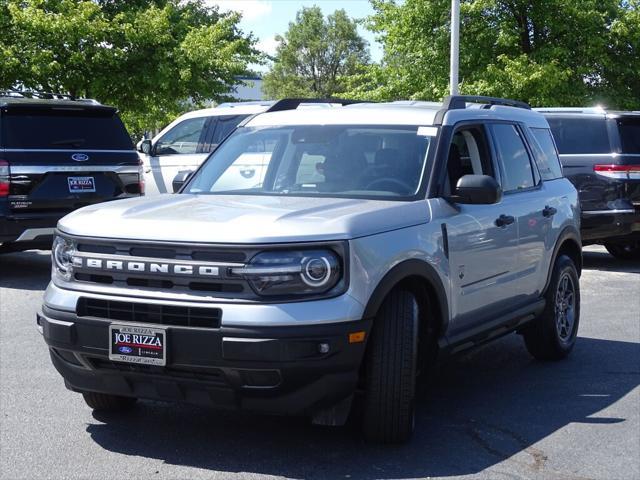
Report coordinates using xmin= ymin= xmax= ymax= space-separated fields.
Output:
xmin=546 ymin=117 xmax=610 ymax=154
xmin=529 ymin=128 xmax=563 ymax=180
xmin=491 ymin=124 xmax=536 ymax=192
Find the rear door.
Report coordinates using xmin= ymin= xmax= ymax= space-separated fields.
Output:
xmin=489 ymin=123 xmax=549 ymax=301
xmin=143 ymin=114 xmax=249 ymax=195
xmin=1 ymin=105 xmax=139 ymax=215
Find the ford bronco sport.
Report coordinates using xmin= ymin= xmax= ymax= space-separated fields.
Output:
xmin=0 ymin=90 xmax=142 ymax=252
xmin=39 ymin=96 xmax=582 ymax=443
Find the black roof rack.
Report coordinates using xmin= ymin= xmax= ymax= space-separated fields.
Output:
xmin=0 ymin=88 xmax=100 ymax=104
xmin=434 ymin=95 xmax=531 ymax=125
xmin=265 ymin=98 xmax=369 ymax=113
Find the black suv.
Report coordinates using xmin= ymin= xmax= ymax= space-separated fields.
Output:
xmin=0 ymin=91 xmax=142 ymax=252
xmin=538 ymin=108 xmax=640 ymax=259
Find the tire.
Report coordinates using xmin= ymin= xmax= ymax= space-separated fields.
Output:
xmin=604 ymin=241 xmax=640 ymax=260
xmin=82 ymin=391 xmax=137 ymax=411
xmin=523 ymin=255 xmax=580 ymax=360
xmin=362 ymin=289 xmax=419 ymax=443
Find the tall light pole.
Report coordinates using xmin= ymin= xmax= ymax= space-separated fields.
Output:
xmin=450 ymin=0 xmax=460 ymax=95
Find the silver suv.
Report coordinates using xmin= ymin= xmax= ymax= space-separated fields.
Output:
xmin=39 ymin=96 xmax=582 ymax=443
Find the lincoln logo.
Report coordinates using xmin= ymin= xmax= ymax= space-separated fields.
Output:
xmin=80 ymin=258 xmax=219 ymax=276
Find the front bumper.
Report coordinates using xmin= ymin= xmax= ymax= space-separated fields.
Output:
xmin=39 ymin=288 xmax=371 ymax=418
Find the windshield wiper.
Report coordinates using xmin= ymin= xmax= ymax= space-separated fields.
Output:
xmin=51 ymin=138 xmax=85 ymax=147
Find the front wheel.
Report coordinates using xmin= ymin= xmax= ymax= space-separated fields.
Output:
xmin=523 ymin=255 xmax=580 ymax=360
xmin=604 ymin=241 xmax=640 ymax=260
xmin=362 ymin=289 xmax=419 ymax=443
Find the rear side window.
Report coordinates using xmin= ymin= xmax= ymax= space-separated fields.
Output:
xmin=491 ymin=124 xmax=536 ymax=192
xmin=1 ymin=110 xmax=133 ymax=150
xmin=201 ymin=115 xmax=249 ymax=153
xmin=529 ymin=128 xmax=564 ymax=180
xmin=617 ymin=118 xmax=640 ymax=154
xmin=545 ymin=117 xmax=611 ymax=154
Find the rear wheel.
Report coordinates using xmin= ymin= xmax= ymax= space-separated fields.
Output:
xmin=604 ymin=240 xmax=640 ymax=260
xmin=523 ymin=255 xmax=580 ymax=360
xmin=82 ymin=392 xmax=137 ymax=411
xmin=362 ymin=289 xmax=419 ymax=443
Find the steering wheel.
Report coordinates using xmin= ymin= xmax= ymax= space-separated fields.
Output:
xmin=365 ymin=177 xmax=413 ymax=194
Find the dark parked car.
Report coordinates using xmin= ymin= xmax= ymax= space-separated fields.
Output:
xmin=0 ymin=91 xmax=143 ymax=252
xmin=537 ymin=107 xmax=640 ymax=259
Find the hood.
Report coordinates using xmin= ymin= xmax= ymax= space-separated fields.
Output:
xmin=58 ymin=194 xmax=430 ymax=244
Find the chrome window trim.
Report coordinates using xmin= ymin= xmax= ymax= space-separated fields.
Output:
xmin=2 ymin=148 xmax=136 ymax=153
xmin=10 ymin=165 xmax=139 ymax=174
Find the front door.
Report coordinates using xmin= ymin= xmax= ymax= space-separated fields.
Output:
xmin=443 ymin=124 xmax=520 ymax=336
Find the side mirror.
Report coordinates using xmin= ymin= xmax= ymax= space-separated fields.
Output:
xmin=138 ymin=139 xmax=153 ymax=155
xmin=172 ymin=170 xmax=194 ymax=193
xmin=452 ymin=174 xmax=502 ymax=204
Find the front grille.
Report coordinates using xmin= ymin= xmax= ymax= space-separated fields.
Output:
xmin=77 ymin=298 xmax=221 ymax=328
xmin=71 ymin=239 xmax=256 ymax=299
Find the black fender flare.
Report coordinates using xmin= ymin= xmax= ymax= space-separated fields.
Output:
xmin=362 ymin=259 xmax=450 ymax=334
xmin=543 ymin=225 xmax=582 ymax=293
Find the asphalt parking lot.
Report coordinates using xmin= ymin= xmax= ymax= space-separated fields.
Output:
xmin=0 ymin=246 xmax=638 ymax=480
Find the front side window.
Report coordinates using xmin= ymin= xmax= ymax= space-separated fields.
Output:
xmin=491 ymin=124 xmax=536 ymax=192
xmin=154 ymin=117 xmax=207 ymax=155
xmin=445 ymin=126 xmax=494 ymax=194
xmin=185 ymin=125 xmax=431 ymax=199
xmin=529 ymin=127 xmax=563 ymax=180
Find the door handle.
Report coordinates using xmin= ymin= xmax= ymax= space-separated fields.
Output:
xmin=495 ymin=214 xmax=515 ymax=227
xmin=542 ymin=206 xmax=557 ymax=217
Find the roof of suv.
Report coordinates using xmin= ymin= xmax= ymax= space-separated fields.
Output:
xmin=177 ymin=101 xmax=275 ymax=121
xmin=535 ymin=107 xmax=640 ymax=118
xmin=0 ymin=96 xmax=116 ymax=113
xmin=246 ymin=100 xmax=549 ymax=128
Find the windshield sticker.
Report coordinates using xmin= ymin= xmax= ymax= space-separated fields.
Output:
xmin=417 ymin=126 xmax=438 ymax=137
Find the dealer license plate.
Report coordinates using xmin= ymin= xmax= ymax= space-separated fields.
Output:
xmin=68 ymin=176 xmax=96 ymax=193
xmin=109 ymin=324 xmax=167 ymax=366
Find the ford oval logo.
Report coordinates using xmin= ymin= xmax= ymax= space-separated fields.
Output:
xmin=118 ymin=346 xmax=133 ymax=354
xmin=71 ymin=153 xmax=89 ymax=162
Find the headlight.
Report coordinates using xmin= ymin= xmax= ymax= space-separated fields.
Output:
xmin=52 ymin=235 xmax=76 ymax=281
xmin=233 ymin=249 xmax=343 ymax=297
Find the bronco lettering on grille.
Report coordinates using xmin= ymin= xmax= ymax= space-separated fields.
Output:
xmin=77 ymin=257 xmax=220 ymax=277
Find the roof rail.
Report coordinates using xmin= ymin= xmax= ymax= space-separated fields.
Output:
xmin=216 ymin=100 xmax=276 ymax=108
xmin=433 ymin=95 xmax=531 ymax=125
xmin=265 ymin=98 xmax=368 ymax=113
xmin=0 ymin=88 xmax=100 ymax=104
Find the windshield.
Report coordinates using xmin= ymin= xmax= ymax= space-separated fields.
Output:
xmin=185 ymin=125 xmax=431 ymax=199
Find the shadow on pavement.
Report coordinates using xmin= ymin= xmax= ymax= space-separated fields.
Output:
xmin=0 ymin=250 xmax=51 ymax=291
xmin=582 ymin=249 xmax=640 ymax=274
xmin=85 ymin=335 xmax=640 ymax=479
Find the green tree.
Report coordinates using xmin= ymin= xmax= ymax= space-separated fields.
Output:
xmin=0 ymin=0 xmax=261 ymax=136
xmin=347 ymin=0 xmax=639 ymax=109
xmin=263 ymin=6 xmax=370 ymax=99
